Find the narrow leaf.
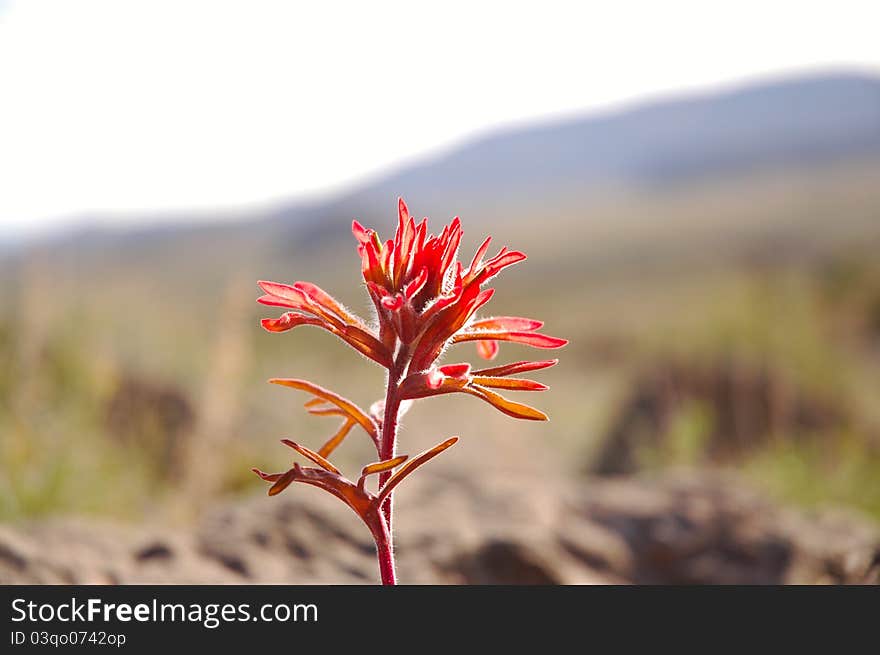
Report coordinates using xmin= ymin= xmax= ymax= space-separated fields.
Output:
xmin=471 ymin=376 xmax=548 ymax=391
xmin=269 ymin=378 xmax=378 ymax=439
xmin=318 ymin=418 xmax=356 ymax=458
xmin=462 ymin=385 xmax=548 ymax=421
xmin=374 ymin=437 xmax=458 ymax=507
xmin=281 ymin=439 xmax=341 ymax=475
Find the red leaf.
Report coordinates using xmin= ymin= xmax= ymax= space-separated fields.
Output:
xmin=470 ymin=376 xmax=548 ymax=391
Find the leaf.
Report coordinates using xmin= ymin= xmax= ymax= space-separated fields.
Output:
xmin=280 ymin=439 xmax=341 ymax=475
xmin=268 ymin=468 xmax=297 ymax=496
xmin=374 ymin=437 xmax=458 ymax=507
xmin=269 ymin=378 xmax=378 ymax=439
xmin=361 ymin=455 xmax=409 ymax=478
xmin=251 ymin=468 xmax=283 ymax=482
xmin=471 ymin=376 xmax=548 ymax=391
xmin=318 ymin=418 xmax=356 ymax=458
xmin=359 ymin=455 xmax=409 ymax=489
xmin=462 ymin=385 xmax=548 ymax=421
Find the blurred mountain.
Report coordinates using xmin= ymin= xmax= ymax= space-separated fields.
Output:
xmin=4 ymin=70 xmax=880 ymax=267
xmin=273 ymin=71 xmax=880 ymax=240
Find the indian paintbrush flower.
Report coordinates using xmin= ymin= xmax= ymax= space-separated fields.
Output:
xmin=254 ymin=198 xmax=567 ymax=584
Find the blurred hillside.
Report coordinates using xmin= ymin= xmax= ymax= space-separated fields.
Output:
xmin=1 ymin=70 xmax=879 ymax=525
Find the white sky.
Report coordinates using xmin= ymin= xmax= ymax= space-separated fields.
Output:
xmin=0 ymin=0 xmax=878 ymax=235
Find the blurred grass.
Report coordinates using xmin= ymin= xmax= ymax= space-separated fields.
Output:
xmin=1 ymin=161 xmax=880 ymax=522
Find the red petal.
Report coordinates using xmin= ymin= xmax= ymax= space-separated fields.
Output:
xmin=465 ymin=235 xmax=492 ymax=281
xmin=403 ymin=266 xmax=428 ymax=300
xmin=438 ymin=363 xmax=471 ymax=378
xmin=476 ymin=339 xmax=499 ymax=360
xmin=426 ymin=368 xmax=445 ymax=389
xmin=469 ymin=316 xmax=543 ymax=332
xmin=261 ymin=313 xmax=323 ymax=333
xmin=473 ymin=359 xmax=558 ymax=377
xmin=352 ymin=219 xmax=372 ymax=244
xmin=293 ymin=281 xmax=365 ymax=327
xmin=258 ymin=280 xmax=309 ymax=306
xmin=454 ymin=330 xmax=568 ymax=349
xmin=381 ymin=293 xmax=404 ymax=311
xmin=479 ymin=250 xmax=527 ymax=281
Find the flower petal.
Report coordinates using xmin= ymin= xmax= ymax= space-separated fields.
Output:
xmin=473 ymin=359 xmax=558 ymax=377
xmin=469 ymin=316 xmax=544 ymax=332
xmin=438 ymin=363 xmax=471 ymax=378
xmin=293 ymin=281 xmax=367 ymax=327
xmin=260 ymin=313 xmax=323 ymax=333
xmin=453 ymin=330 xmax=568 ymax=349
xmin=476 ymin=339 xmax=499 ymax=360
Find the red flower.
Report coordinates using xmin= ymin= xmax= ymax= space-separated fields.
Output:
xmin=254 ymin=197 xmax=567 ymax=584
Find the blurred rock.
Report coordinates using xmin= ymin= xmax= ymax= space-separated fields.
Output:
xmin=0 ymin=472 xmax=876 ymax=585
xmin=590 ymin=358 xmax=848 ymax=475
xmin=104 ymin=375 xmax=196 ymax=479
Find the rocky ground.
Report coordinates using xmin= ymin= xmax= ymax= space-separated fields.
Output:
xmin=1 ymin=472 xmax=878 ymax=585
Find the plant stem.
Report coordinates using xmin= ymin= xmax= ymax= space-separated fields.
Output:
xmin=372 ymin=510 xmax=396 ymax=586
xmin=374 ymin=347 xmax=407 ymax=585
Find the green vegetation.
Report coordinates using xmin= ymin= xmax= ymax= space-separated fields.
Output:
xmin=1 ymin=162 xmax=879 ymax=522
